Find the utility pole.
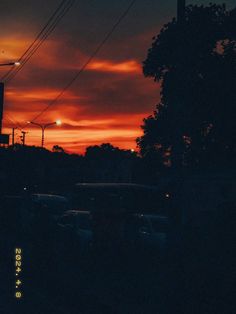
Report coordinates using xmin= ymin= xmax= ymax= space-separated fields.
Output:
xmin=0 ymin=82 xmax=9 ymax=146
xmin=0 ymin=61 xmax=20 ymax=144
xmin=12 ymin=127 xmax=17 ymax=146
xmin=177 ymin=0 xmax=186 ymax=23
xmin=0 ymin=82 xmax=4 ymax=134
xmin=171 ymin=0 xmax=186 ymax=171
xmin=21 ymin=131 xmax=27 ymax=146
xmin=42 ymin=127 xmax=45 ymax=148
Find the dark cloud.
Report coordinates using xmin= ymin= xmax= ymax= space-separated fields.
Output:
xmin=1 ymin=0 xmax=235 ymax=152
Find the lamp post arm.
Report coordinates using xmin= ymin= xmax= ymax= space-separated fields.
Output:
xmin=44 ymin=122 xmax=56 ymax=129
xmin=0 ymin=62 xmax=15 ymax=67
xmin=29 ymin=120 xmax=60 ymax=147
xmin=0 ymin=62 xmax=20 ymax=67
xmin=30 ymin=121 xmax=43 ymax=129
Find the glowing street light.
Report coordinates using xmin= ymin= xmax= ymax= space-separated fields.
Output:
xmin=0 ymin=61 xmax=21 ymax=67
xmin=28 ymin=120 xmax=62 ymax=147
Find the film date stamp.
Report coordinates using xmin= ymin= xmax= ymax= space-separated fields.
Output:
xmin=15 ymin=248 xmax=23 ymax=299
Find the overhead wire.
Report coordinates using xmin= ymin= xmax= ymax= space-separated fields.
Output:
xmin=30 ymin=0 xmax=137 ymax=123
xmin=1 ymin=0 xmax=76 ymax=133
xmin=4 ymin=113 xmax=23 ymax=131
xmin=5 ymin=0 xmax=76 ymax=83
xmin=1 ymin=0 xmax=76 ymax=83
xmin=1 ymin=0 xmax=67 ymax=82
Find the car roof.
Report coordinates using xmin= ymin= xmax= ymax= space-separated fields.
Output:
xmin=75 ymin=183 xmax=158 ymax=190
xmin=135 ymin=214 xmax=168 ymax=220
xmin=31 ymin=194 xmax=68 ymax=202
xmin=64 ymin=210 xmax=90 ymax=215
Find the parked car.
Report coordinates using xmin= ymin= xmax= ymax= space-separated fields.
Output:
xmin=72 ymin=183 xmax=166 ymax=215
xmin=123 ymin=214 xmax=171 ymax=255
xmin=57 ymin=210 xmax=93 ymax=254
xmin=30 ymin=194 xmax=69 ymax=219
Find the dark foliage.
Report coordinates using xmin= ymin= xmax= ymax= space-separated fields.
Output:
xmin=0 ymin=143 xmax=142 ymax=194
xmin=137 ymin=4 xmax=236 ymax=172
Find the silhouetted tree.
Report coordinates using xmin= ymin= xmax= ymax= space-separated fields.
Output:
xmin=85 ymin=143 xmax=138 ymax=182
xmin=52 ymin=145 xmax=65 ymax=153
xmin=85 ymin=143 xmax=135 ymax=159
xmin=138 ymin=4 xmax=236 ymax=171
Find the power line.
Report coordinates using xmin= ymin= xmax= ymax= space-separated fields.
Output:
xmin=3 ymin=115 xmax=16 ymax=126
xmin=4 ymin=113 xmax=23 ymax=130
xmin=1 ymin=0 xmax=76 ymax=83
xmin=1 ymin=0 xmax=69 ymax=82
xmin=5 ymin=0 xmax=76 ymax=83
xmin=1 ymin=0 xmax=76 ymax=132
xmin=30 ymin=0 xmax=137 ymax=123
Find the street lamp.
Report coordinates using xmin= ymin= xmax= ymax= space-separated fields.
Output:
xmin=0 ymin=61 xmax=20 ymax=67
xmin=29 ymin=120 xmax=61 ymax=147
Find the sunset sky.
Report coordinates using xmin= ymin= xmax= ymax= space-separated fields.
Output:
xmin=0 ymin=0 xmax=234 ymax=153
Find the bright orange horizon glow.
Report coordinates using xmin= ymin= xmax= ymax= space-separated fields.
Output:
xmin=1 ymin=21 xmax=160 ymax=154
xmin=3 ymin=112 xmax=146 ymax=154
xmin=3 ymin=0 xmax=233 ymax=155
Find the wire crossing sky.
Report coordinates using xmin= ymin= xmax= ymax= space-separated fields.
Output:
xmin=0 ymin=0 xmax=235 ymax=152
xmin=30 ymin=0 xmax=137 ymax=123
xmin=1 ymin=0 xmax=76 ymax=83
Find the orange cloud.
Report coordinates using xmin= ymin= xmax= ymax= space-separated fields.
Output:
xmin=3 ymin=112 xmax=145 ymax=154
xmin=5 ymin=87 xmax=82 ymax=103
xmin=87 ymin=60 xmax=141 ymax=74
xmin=0 ymin=37 xmax=27 ymax=62
xmin=0 ymin=24 xmax=160 ymax=155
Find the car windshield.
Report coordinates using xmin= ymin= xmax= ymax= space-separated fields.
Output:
xmin=72 ymin=185 xmax=168 ymax=214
